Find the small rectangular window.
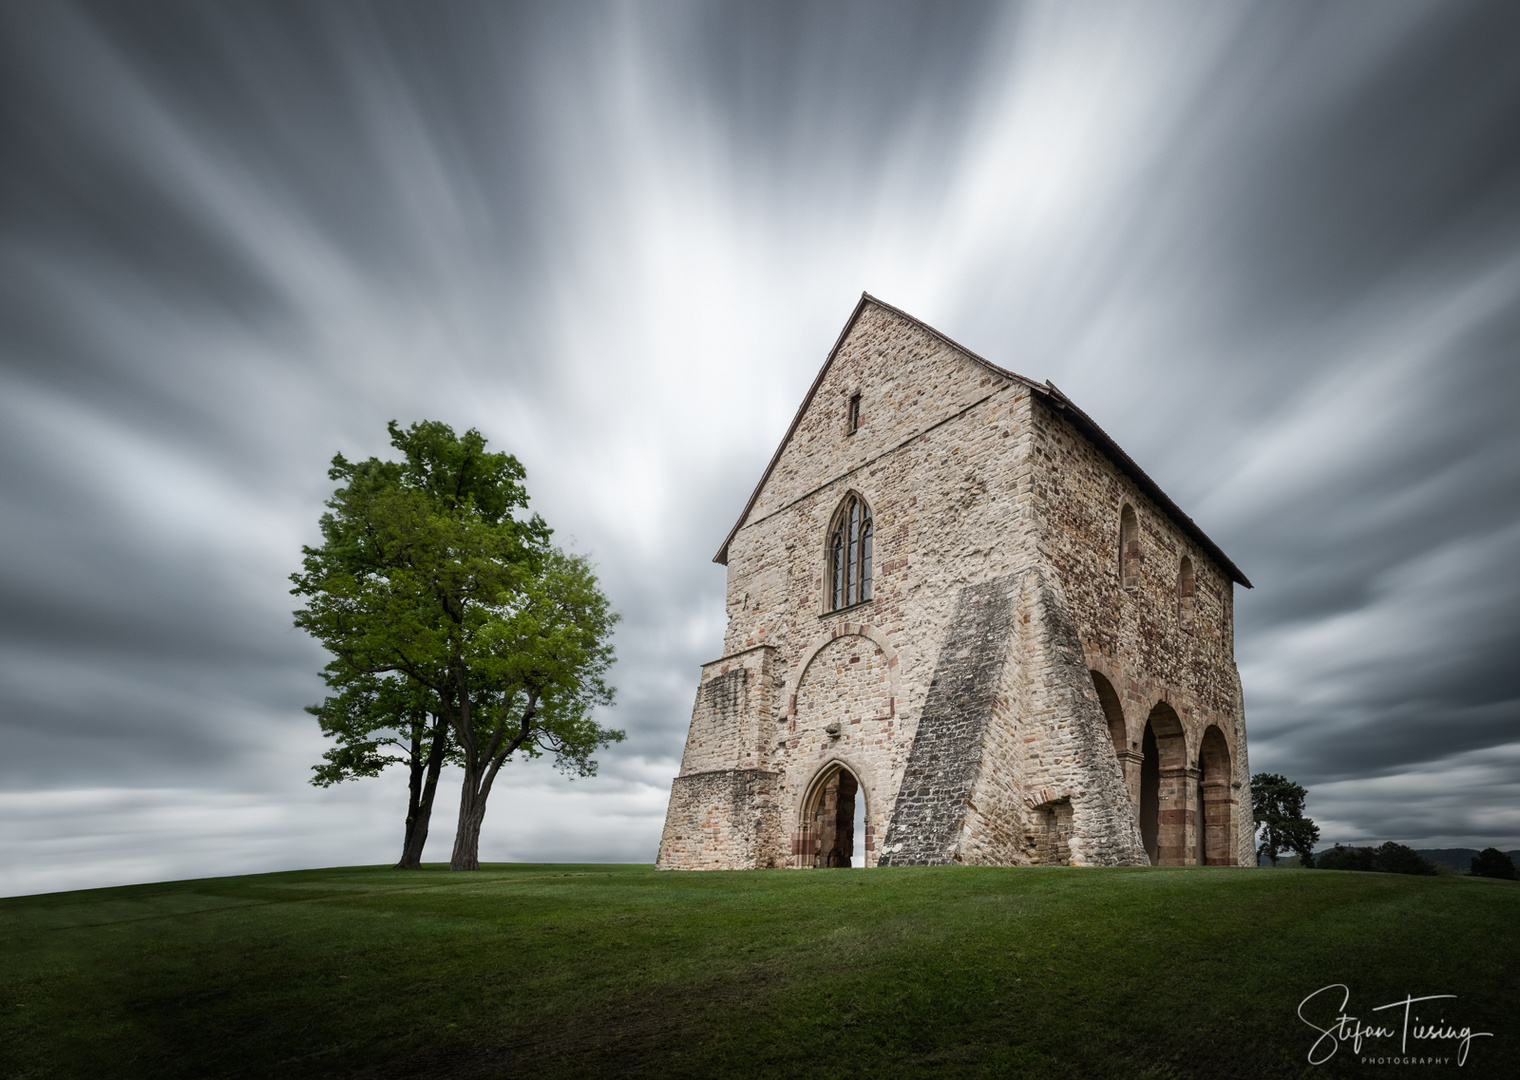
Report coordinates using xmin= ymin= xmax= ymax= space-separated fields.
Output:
xmin=847 ymin=393 xmax=861 ymax=434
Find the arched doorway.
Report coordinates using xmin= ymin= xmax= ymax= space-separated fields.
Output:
xmin=797 ymin=764 xmax=863 ymax=868
xmin=1199 ymin=726 xmax=1234 ymax=865
xmin=1140 ymin=702 xmax=1188 ymax=865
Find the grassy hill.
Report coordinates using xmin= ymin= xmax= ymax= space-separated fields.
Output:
xmin=3 ymin=864 xmax=1515 ymax=1079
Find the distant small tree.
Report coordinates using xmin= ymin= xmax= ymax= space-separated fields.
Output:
xmin=1469 ymin=848 xmax=1518 ymax=880
xmin=308 ymin=665 xmax=453 ymax=868
xmin=1251 ymin=773 xmax=1320 ymax=867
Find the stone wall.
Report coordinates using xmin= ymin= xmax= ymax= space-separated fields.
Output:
xmin=1029 ymin=397 xmax=1253 ymax=865
xmin=657 ymin=297 xmax=1252 ymax=871
xmin=655 ymin=768 xmax=781 ymax=870
xmin=676 ymin=645 xmax=777 ymax=776
xmin=691 ymin=303 xmax=1040 ymax=869
xmin=879 ymin=575 xmax=1017 ymax=865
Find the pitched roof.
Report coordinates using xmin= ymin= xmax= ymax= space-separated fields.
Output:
xmin=714 ymin=293 xmax=1251 ymax=588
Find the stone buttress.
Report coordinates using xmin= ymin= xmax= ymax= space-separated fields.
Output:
xmin=655 ymin=645 xmax=784 ymax=869
xmin=878 ymin=567 xmax=1145 ymax=867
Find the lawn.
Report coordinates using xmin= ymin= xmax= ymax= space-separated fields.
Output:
xmin=2 ymin=864 xmax=1515 ymax=1078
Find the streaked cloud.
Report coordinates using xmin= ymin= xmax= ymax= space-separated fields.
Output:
xmin=1 ymin=0 xmax=1516 ymax=894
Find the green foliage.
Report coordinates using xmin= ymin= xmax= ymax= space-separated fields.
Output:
xmin=1372 ymin=841 xmax=1438 ymax=876
xmin=1469 ymin=847 xmax=1518 ymax=880
xmin=3 ymin=865 xmax=1517 ymax=1079
xmin=291 ymin=421 xmax=623 ymax=868
xmin=1250 ymin=772 xmax=1320 ymax=867
xmin=306 ymin=667 xmax=450 ymax=787
xmin=1314 ymin=842 xmax=1437 ymax=876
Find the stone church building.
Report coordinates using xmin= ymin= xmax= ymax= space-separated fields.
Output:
xmin=656 ymin=294 xmax=1254 ymax=870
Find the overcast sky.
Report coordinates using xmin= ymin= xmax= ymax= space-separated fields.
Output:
xmin=2 ymin=0 xmax=1518 ymax=895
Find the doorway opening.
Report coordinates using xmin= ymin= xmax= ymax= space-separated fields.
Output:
xmin=799 ymin=765 xmax=864 ymax=868
xmin=1140 ymin=702 xmax=1188 ymax=865
xmin=1140 ymin=725 xmax=1159 ymax=863
xmin=1199 ymin=725 xmax=1234 ymax=865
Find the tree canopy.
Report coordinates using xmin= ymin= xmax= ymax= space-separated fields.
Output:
xmin=292 ymin=420 xmax=623 ymax=870
xmin=1312 ymin=842 xmax=1436 ymax=875
xmin=1250 ymin=772 xmax=1320 ymax=867
xmin=1469 ymin=847 xmax=1518 ymax=880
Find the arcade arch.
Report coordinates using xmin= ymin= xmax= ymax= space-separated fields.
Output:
xmin=1199 ymin=725 xmax=1234 ymax=865
xmin=1139 ymin=701 xmax=1188 ymax=865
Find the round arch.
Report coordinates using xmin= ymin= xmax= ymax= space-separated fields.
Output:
xmin=1139 ymin=700 xmax=1187 ymax=865
xmin=1119 ymin=503 xmax=1141 ymax=588
xmin=1198 ymin=725 xmax=1234 ymax=865
xmin=785 ymin=622 xmax=902 ymax=719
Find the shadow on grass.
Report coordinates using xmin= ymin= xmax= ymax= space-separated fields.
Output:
xmin=3 ymin=865 xmax=1515 ymax=1079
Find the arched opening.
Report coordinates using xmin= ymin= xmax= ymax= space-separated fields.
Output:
xmin=797 ymin=764 xmax=864 ymax=868
xmin=1178 ymin=556 xmax=1196 ymax=632
xmin=1027 ymin=799 xmax=1074 ymax=865
xmin=827 ymin=493 xmax=873 ymax=611
xmin=1139 ymin=726 xmax=1159 ymax=862
xmin=1140 ymin=702 xmax=1188 ymax=865
xmin=1119 ymin=504 xmax=1140 ymax=588
xmin=1090 ymin=671 xmax=1126 ymax=757
xmin=1199 ymin=726 xmax=1234 ymax=865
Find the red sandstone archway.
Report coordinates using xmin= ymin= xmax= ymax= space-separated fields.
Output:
xmin=1198 ymin=725 xmax=1234 ymax=865
xmin=1140 ymin=702 xmax=1188 ymax=865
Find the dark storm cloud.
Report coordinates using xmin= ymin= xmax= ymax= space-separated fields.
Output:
xmin=2 ymin=0 xmax=1517 ymax=893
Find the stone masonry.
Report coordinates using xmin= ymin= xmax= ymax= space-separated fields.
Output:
xmin=878 ymin=575 xmax=1017 ymax=865
xmin=655 ymin=294 xmax=1254 ymax=870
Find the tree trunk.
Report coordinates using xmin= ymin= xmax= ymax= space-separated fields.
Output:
xmin=445 ymin=681 xmax=531 ymax=872
xmin=395 ymin=722 xmax=427 ymax=868
xmin=450 ymin=766 xmax=488 ymax=871
xmin=396 ymin=716 xmax=449 ymax=868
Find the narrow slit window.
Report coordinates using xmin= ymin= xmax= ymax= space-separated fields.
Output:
xmin=861 ymin=515 xmax=873 ymax=602
xmin=847 ymin=393 xmax=862 ymax=434
xmin=831 ymin=534 xmax=845 ymax=610
xmin=848 ymin=500 xmax=860 ymax=604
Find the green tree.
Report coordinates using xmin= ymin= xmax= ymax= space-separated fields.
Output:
xmin=1251 ymin=772 xmax=1320 ymax=867
xmin=292 ymin=420 xmax=623 ymax=870
xmin=1469 ymin=847 xmax=1518 ymax=880
xmin=1312 ymin=844 xmax=1375 ymax=872
xmin=1372 ymin=841 xmax=1437 ymax=876
xmin=307 ymin=665 xmax=453 ymax=868
xmin=1311 ymin=842 xmax=1436 ymax=876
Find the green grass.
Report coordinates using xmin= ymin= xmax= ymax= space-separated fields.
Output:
xmin=2 ymin=864 xmax=1515 ymax=1079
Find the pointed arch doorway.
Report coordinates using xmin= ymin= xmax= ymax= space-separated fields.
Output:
xmin=796 ymin=763 xmax=866 ymax=868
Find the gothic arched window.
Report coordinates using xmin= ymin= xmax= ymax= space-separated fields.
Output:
xmin=828 ymin=494 xmax=873 ymax=610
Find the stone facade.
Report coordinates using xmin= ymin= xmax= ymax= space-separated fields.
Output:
xmin=655 ymin=295 xmax=1254 ymax=870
